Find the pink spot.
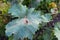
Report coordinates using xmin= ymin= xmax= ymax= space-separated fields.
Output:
xmin=24 ymin=16 xmax=29 ymax=24
xmin=26 ymin=20 xmax=28 ymax=23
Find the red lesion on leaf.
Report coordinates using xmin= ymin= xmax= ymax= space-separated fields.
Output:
xmin=24 ymin=16 xmax=29 ymax=24
xmin=25 ymin=20 xmax=28 ymax=23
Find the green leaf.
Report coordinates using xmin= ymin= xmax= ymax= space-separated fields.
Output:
xmin=6 ymin=4 xmax=53 ymax=40
xmin=54 ymin=22 xmax=60 ymax=40
xmin=43 ymin=28 xmax=53 ymax=40
xmin=8 ymin=35 xmax=13 ymax=40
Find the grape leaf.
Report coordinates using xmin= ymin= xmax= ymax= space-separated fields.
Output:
xmin=6 ymin=8 xmax=41 ymax=40
xmin=54 ymin=22 xmax=60 ymax=40
xmin=5 ymin=4 xmax=53 ymax=40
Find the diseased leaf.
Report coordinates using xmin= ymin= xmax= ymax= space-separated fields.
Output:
xmin=5 ymin=4 xmax=53 ymax=40
xmin=5 ymin=18 xmax=39 ymax=40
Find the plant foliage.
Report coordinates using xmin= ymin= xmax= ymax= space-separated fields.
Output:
xmin=5 ymin=3 xmax=53 ymax=40
xmin=0 ymin=0 xmax=60 ymax=40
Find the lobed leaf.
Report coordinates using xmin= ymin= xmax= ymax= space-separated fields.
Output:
xmin=6 ymin=4 xmax=53 ymax=40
